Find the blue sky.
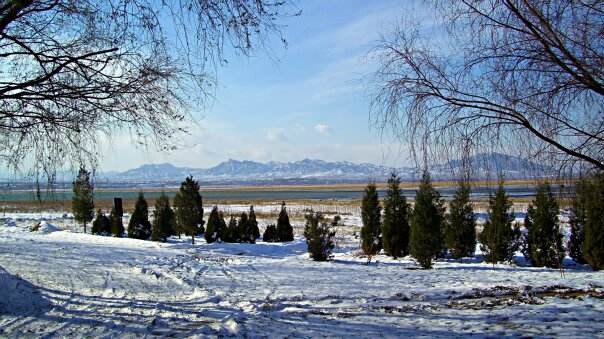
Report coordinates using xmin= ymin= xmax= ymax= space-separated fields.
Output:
xmin=100 ymin=0 xmax=433 ymax=171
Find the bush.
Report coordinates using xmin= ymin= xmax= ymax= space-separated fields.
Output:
xmin=410 ymin=171 xmax=444 ymax=269
xmin=478 ymin=180 xmax=520 ymax=264
xmin=128 ymin=192 xmax=152 ymax=240
xmin=304 ymin=212 xmax=337 ymax=261
xmin=91 ymin=209 xmax=111 ymax=235
xmin=276 ymin=202 xmax=294 ymax=242
xmin=382 ymin=173 xmax=410 ymax=259
xmin=581 ymin=174 xmax=604 ymax=270
xmin=263 ymin=224 xmax=278 ymax=242
xmin=205 ymin=206 xmax=224 ymax=243
xmin=444 ymin=180 xmax=476 ymax=259
xmin=152 ymin=194 xmax=175 ymax=242
xmin=361 ymin=183 xmax=381 ymax=256
xmin=109 ymin=207 xmax=124 ymax=237
xmin=522 ymin=183 xmax=565 ymax=268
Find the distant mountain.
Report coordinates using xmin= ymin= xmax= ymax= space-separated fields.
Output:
xmin=433 ymin=152 xmax=552 ymax=179
xmin=106 ymin=158 xmax=397 ymax=182
xmin=101 ymin=153 xmax=552 ymax=183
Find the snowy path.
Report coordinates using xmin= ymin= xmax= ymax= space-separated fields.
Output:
xmin=0 ymin=224 xmax=603 ymax=337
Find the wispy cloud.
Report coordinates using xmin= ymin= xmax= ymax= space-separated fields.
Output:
xmin=265 ymin=128 xmax=287 ymax=142
xmin=314 ymin=124 xmax=331 ymax=136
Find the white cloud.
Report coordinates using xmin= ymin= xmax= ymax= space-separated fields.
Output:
xmin=314 ymin=124 xmax=331 ymax=136
xmin=265 ymin=128 xmax=287 ymax=142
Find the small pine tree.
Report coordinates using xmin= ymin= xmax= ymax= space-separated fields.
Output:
xmin=128 ymin=192 xmax=152 ymax=240
xmin=263 ymin=224 xmax=278 ymax=242
xmin=224 ymin=216 xmax=239 ymax=243
xmin=91 ymin=209 xmax=110 ymax=235
xmin=151 ymin=193 xmax=175 ymax=242
xmin=173 ymin=176 xmax=205 ymax=244
xmin=444 ymin=180 xmax=476 ymax=259
xmin=410 ymin=171 xmax=445 ymax=269
xmin=568 ymin=179 xmax=588 ymax=264
xmin=361 ymin=182 xmax=382 ymax=256
xmin=109 ymin=207 xmax=124 ymax=237
xmin=205 ymin=206 xmax=224 ymax=244
xmin=238 ymin=212 xmax=252 ymax=243
xmin=249 ymin=206 xmax=260 ymax=241
xmin=479 ymin=180 xmax=519 ymax=264
xmin=381 ymin=173 xmax=410 ymax=259
xmin=276 ymin=202 xmax=294 ymax=242
xmin=523 ymin=183 xmax=565 ymax=268
xmin=304 ymin=212 xmax=337 ymax=261
xmin=582 ymin=173 xmax=604 ymax=270
xmin=72 ymin=167 xmax=94 ymax=234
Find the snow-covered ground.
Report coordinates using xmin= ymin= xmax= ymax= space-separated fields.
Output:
xmin=0 ymin=210 xmax=603 ymax=338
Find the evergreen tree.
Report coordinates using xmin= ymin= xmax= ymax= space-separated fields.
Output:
xmin=263 ymin=224 xmax=278 ymax=242
xmin=151 ymin=193 xmax=175 ymax=242
xmin=238 ymin=212 xmax=252 ymax=243
xmin=109 ymin=207 xmax=124 ymax=237
xmin=217 ymin=211 xmax=228 ymax=241
xmin=303 ymin=212 xmax=337 ymax=261
xmin=173 ymin=176 xmax=205 ymax=244
xmin=205 ymin=206 xmax=224 ymax=243
xmin=128 ymin=192 xmax=152 ymax=240
xmin=582 ymin=173 xmax=604 ymax=270
xmin=72 ymin=166 xmax=94 ymax=234
xmin=523 ymin=183 xmax=565 ymax=268
xmin=224 ymin=216 xmax=239 ymax=243
xmin=568 ymin=178 xmax=588 ymax=264
xmin=248 ymin=206 xmax=260 ymax=240
xmin=91 ymin=209 xmax=110 ymax=235
xmin=361 ymin=182 xmax=382 ymax=256
xmin=276 ymin=202 xmax=294 ymax=242
xmin=478 ymin=180 xmax=519 ymax=263
xmin=381 ymin=173 xmax=410 ymax=259
xmin=444 ymin=180 xmax=476 ymax=259
xmin=409 ymin=171 xmax=445 ymax=269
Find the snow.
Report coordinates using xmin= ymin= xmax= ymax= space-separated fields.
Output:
xmin=0 ymin=209 xmax=603 ymax=337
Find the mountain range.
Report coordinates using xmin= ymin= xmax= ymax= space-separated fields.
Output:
xmin=99 ymin=153 xmax=552 ymax=183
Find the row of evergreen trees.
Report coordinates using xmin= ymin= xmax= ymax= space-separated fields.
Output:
xmin=83 ymin=175 xmax=295 ymax=244
xmin=361 ymin=172 xmax=467 ymax=268
xmin=360 ymin=171 xmax=604 ymax=270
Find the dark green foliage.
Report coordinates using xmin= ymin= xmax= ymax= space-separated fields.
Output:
xmin=381 ymin=173 xmax=410 ymax=259
xmin=444 ymin=180 xmax=476 ymax=259
xmin=410 ymin=171 xmax=445 ymax=269
xmin=304 ymin=212 xmax=337 ymax=261
xmin=581 ymin=174 xmax=604 ymax=270
xmin=263 ymin=224 xmax=278 ymax=242
xmin=224 ymin=216 xmax=239 ymax=243
xmin=109 ymin=207 xmax=124 ymax=237
xmin=522 ymin=183 xmax=564 ymax=268
xmin=128 ymin=192 xmax=152 ymax=240
xmin=568 ymin=179 xmax=588 ymax=264
xmin=238 ymin=212 xmax=255 ymax=243
xmin=72 ymin=167 xmax=94 ymax=234
xmin=479 ymin=181 xmax=519 ymax=264
xmin=276 ymin=202 xmax=294 ymax=242
xmin=249 ymin=206 xmax=260 ymax=240
xmin=361 ymin=183 xmax=382 ymax=256
xmin=91 ymin=209 xmax=110 ymax=235
xmin=173 ymin=176 xmax=205 ymax=244
xmin=152 ymin=194 xmax=175 ymax=242
xmin=205 ymin=206 xmax=225 ymax=243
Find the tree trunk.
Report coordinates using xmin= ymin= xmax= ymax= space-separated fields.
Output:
xmin=83 ymin=222 xmax=86 ymax=234
xmin=191 ymin=235 xmax=195 ymax=245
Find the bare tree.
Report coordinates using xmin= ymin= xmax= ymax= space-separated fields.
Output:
xmin=0 ymin=0 xmax=291 ymax=178
xmin=371 ymin=0 xmax=604 ymax=173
